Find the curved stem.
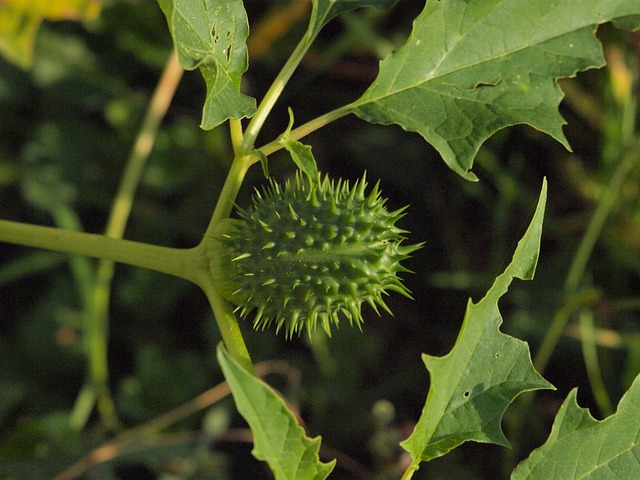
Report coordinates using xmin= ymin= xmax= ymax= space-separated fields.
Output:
xmin=241 ymin=35 xmax=313 ymax=153
xmin=68 ymin=51 xmax=184 ymax=431
xmin=205 ymin=285 xmax=254 ymax=373
xmin=534 ymin=139 xmax=640 ymax=374
xmin=258 ymin=103 xmax=356 ymax=157
xmin=579 ymin=308 xmax=613 ymax=416
xmin=196 ymin=150 xmax=255 ymax=372
xmin=0 ymin=216 xmax=254 ymax=372
xmin=105 ymin=50 xmax=183 ymax=241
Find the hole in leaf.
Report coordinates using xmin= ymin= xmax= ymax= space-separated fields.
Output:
xmin=463 ymin=390 xmax=470 ymax=398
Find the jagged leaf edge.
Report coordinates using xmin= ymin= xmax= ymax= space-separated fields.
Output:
xmin=351 ymin=1 xmax=640 ymax=181
xmin=401 ymin=179 xmax=553 ymax=467
xmin=217 ymin=344 xmax=335 ymax=480
xmin=511 ymin=373 xmax=640 ymax=479
xmin=155 ymin=0 xmax=256 ymax=129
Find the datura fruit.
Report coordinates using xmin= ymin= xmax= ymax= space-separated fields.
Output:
xmin=208 ymin=172 xmax=422 ymax=338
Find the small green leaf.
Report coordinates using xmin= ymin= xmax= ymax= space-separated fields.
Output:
xmin=308 ymin=0 xmax=398 ymax=39
xmin=401 ymin=180 xmax=554 ymax=470
xmin=156 ymin=0 xmax=256 ymax=129
xmin=512 ymin=373 xmax=640 ymax=479
xmin=353 ymin=0 xmax=640 ymax=180
xmin=279 ymin=108 xmax=319 ymax=182
xmin=255 ymin=149 xmax=270 ymax=178
xmin=217 ymin=344 xmax=335 ymax=480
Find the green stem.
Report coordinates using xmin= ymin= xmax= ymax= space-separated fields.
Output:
xmin=229 ymin=117 xmax=245 ymax=156
xmin=75 ymin=50 xmax=184 ymax=431
xmin=0 ymin=218 xmax=235 ymax=369
xmin=49 ymin=205 xmax=96 ymax=314
xmin=0 ymin=219 xmax=203 ymax=282
xmin=533 ymin=288 xmax=600 ymax=375
xmin=205 ymin=285 xmax=254 ymax=373
xmin=241 ymin=35 xmax=313 ymax=153
xmin=564 ymin=148 xmax=640 ymax=292
xmin=507 ymin=131 xmax=639 ymax=475
xmin=579 ymin=308 xmax=613 ymax=416
xmin=204 ymin=153 xmax=254 ymax=238
xmin=196 ymin=149 xmax=255 ymax=372
xmin=400 ymin=465 xmax=417 ymax=480
xmin=258 ymin=103 xmax=355 ymax=157
xmin=0 ymin=141 xmax=257 ymax=384
xmin=534 ymin=141 xmax=640 ymax=375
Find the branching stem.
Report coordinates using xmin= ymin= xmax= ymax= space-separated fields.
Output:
xmin=258 ymin=103 xmax=356 ymax=156
xmin=241 ymin=35 xmax=312 ymax=153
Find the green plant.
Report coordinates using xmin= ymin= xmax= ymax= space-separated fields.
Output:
xmin=1 ymin=0 xmax=640 ymax=479
xmin=209 ymin=171 xmax=422 ymax=338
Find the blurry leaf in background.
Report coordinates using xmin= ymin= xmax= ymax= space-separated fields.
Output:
xmin=117 ymin=344 xmax=211 ymax=423
xmin=0 ymin=0 xmax=101 ymax=69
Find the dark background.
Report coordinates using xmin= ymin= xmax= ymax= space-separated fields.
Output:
xmin=1 ymin=1 xmax=639 ymax=478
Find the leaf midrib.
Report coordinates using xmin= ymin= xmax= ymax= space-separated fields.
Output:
xmin=354 ymin=0 xmax=611 ymax=109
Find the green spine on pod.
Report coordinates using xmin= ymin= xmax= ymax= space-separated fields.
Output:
xmin=208 ymin=172 xmax=423 ymax=338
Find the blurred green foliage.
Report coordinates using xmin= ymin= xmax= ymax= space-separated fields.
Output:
xmin=0 ymin=1 xmax=639 ymax=479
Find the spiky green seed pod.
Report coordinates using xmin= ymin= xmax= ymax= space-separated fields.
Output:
xmin=208 ymin=172 xmax=422 ymax=338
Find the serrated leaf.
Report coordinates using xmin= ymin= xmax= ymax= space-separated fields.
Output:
xmin=512 ymin=373 xmax=640 ymax=479
xmin=0 ymin=0 xmax=100 ymax=69
xmin=156 ymin=0 xmax=256 ymax=129
xmin=401 ymin=180 xmax=554 ymax=470
xmin=353 ymin=0 xmax=640 ymax=180
xmin=217 ymin=344 xmax=335 ymax=480
xmin=308 ymin=0 xmax=398 ymax=39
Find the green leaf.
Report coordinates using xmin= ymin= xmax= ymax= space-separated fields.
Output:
xmin=512 ymin=373 xmax=640 ymax=479
xmin=308 ymin=0 xmax=398 ymax=39
xmin=255 ymin=149 xmax=270 ymax=179
xmin=0 ymin=0 xmax=101 ymax=69
xmin=279 ymin=108 xmax=319 ymax=182
xmin=156 ymin=0 xmax=256 ymax=129
xmin=353 ymin=1 xmax=640 ymax=180
xmin=401 ymin=180 xmax=554 ymax=470
xmin=217 ymin=344 xmax=336 ymax=480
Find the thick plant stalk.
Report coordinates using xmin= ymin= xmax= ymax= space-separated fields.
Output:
xmin=70 ymin=50 xmax=184 ymax=431
xmin=0 ymin=219 xmax=202 ymax=281
xmin=197 ymin=152 xmax=255 ymax=373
